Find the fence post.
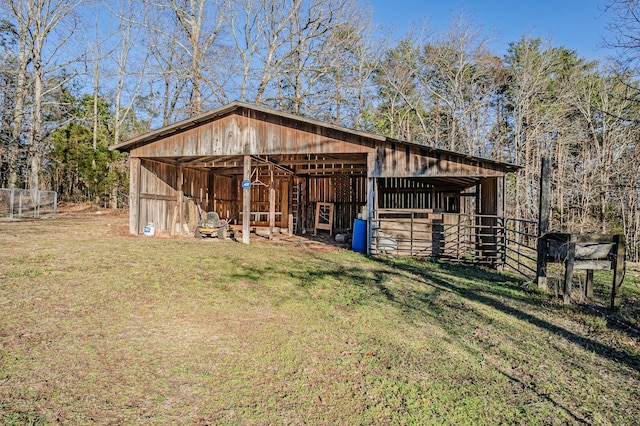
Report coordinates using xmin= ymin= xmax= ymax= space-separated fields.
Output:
xmin=9 ymin=189 xmax=14 ymax=219
xmin=536 ymin=157 xmax=551 ymax=290
xmin=410 ymin=210 xmax=414 ymax=256
xmin=611 ymin=234 xmax=626 ymax=312
xmin=563 ymin=234 xmax=576 ymax=304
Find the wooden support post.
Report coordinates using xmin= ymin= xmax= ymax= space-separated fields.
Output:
xmin=242 ymin=156 xmax=251 ymax=244
xmin=129 ymin=157 xmax=141 ymax=235
xmin=170 ymin=205 xmax=178 ymax=236
xmin=366 ymin=152 xmax=376 ymax=254
xmin=536 ymin=157 xmax=551 ymax=290
xmin=496 ymin=176 xmax=505 ymax=269
xmin=177 ymin=166 xmax=184 ymax=235
xmin=269 ymin=165 xmax=276 ymax=238
xmin=585 ymin=270 xmax=594 ymax=299
xmin=288 ymin=214 xmax=293 ymax=235
xmin=366 ymin=177 xmax=376 ymax=254
xmin=611 ymin=234 xmax=626 ymax=312
xmin=563 ymin=234 xmax=576 ymax=304
xmin=280 ymin=180 xmax=289 ymax=229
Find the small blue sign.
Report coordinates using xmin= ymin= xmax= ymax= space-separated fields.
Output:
xmin=241 ymin=179 xmax=251 ymax=189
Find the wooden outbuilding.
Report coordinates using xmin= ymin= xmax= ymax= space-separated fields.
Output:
xmin=111 ymin=102 xmax=519 ymax=266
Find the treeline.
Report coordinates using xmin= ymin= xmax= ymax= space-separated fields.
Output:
xmin=1 ymin=0 xmax=639 ymax=259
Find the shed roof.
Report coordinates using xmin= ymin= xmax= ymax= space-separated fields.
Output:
xmin=110 ymin=101 xmax=520 ymax=173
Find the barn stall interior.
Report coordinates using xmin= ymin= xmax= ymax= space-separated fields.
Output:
xmin=111 ymin=102 xmax=519 ymax=266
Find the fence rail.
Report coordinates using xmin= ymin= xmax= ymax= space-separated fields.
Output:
xmin=0 ymin=189 xmax=57 ymax=219
xmin=371 ymin=209 xmax=505 ymax=265
xmin=504 ymin=217 xmax=539 ymax=279
xmin=370 ymin=210 xmax=541 ymax=276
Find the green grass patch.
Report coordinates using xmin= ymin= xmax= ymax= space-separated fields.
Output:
xmin=1 ymin=214 xmax=639 ymax=424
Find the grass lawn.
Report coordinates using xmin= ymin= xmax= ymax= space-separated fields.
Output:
xmin=1 ymin=208 xmax=639 ymax=425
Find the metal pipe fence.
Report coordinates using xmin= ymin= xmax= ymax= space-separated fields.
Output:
xmin=504 ymin=217 xmax=539 ymax=279
xmin=371 ymin=209 xmax=506 ymax=266
xmin=369 ymin=209 xmax=542 ymax=277
xmin=0 ymin=189 xmax=57 ymax=219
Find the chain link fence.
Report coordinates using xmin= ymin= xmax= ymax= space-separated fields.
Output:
xmin=0 ymin=189 xmax=57 ymax=219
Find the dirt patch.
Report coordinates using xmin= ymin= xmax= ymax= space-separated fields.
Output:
xmin=56 ymin=202 xmax=128 ymax=218
xmin=52 ymin=203 xmax=351 ymax=252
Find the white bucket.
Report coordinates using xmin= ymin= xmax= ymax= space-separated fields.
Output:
xmin=143 ymin=222 xmax=155 ymax=237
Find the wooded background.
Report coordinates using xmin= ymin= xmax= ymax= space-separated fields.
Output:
xmin=1 ymin=0 xmax=639 ymax=260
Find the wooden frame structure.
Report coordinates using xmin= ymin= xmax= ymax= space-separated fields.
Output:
xmin=111 ymin=102 xmax=519 ymax=265
xmin=537 ymin=232 xmax=626 ymax=311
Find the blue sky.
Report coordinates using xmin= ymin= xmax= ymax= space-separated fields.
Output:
xmin=367 ymin=0 xmax=614 ymax=60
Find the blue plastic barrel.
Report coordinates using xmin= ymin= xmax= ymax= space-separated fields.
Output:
xmin=352 ymin=219 xmax=367 ymax=253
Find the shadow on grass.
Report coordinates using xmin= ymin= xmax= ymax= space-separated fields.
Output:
xmin=373 ymin=257 xmax=639 ymax=370
xmin=226 ymin=250 xmax=639 ymax=373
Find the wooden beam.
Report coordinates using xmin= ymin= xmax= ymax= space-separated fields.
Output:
xmin=281 ymin=180 xmax=289 ymax=230
xmin=611 ymin=234 xmax=626 ymax=311
xmin=129 ymin=157 xmax=141 ymax=235
xmin=283 ymin=158 xmax=366 ymax=166
xmin=536 ymin=157 xmax=551 ymax=290
xmin=366 ymin=152 xmax=377 ymax=254
xmin=585 ymin=270 xmax=594 ymax=298
xmin=296 ymin=167 xmax=368 ymax=174
xmin=251 ymin=155 xmax=295 ymax=175
xmin=563 ymin=234 xmax=576 ymax=304
xmin=269 ymin=165 xmax=276 ymax=237
xmin=496 ymin=175 xmax=505 ymax=268
xmin=139 ymin=193 xmax=176 ymax=201
xmin=177 ymin=165 xmax=184 ymax=235
xmin=243 ymin=156 xmax=251 ymax=244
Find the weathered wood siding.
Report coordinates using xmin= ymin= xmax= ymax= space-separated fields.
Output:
xmin=368 ymin=142 xmax=507 ymax=178
xmin=130 ymin=113 xmax=375 ymax=159
xmin=304 ymin=175 xmax=367 ymax=232
xmin=378 ymin=178 xmax=435 ymax=209
xmin=137 ymin=161 xmax=241 ymax=232
xmin=123 ymin=106 xmax=516 ymax=251
xmin=139 ymin=160 xmax=178 ymax=232
xmin=182 ymin=167 xmax=210 ymax=209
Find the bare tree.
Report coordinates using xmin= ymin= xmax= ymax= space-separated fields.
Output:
xmin=605 ymin=0 xmax=640 ymax=68
xmin=2 ymin=0 xmax=85 ymax=190
xmin=0 ymin=1 xmax=30 ymax=188
xmin=141 ymin=0 xmax=226 ymax=120
xmin=226 ymin=0 xmax=372 ymax=118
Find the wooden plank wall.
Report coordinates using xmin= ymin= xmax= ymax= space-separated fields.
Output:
xmin=305 ymin=175 xmax=366 ymax=232
xmin=182 ymin=167 xmax=210 ymax=210
xmin=139 ymin=160 xmax=178 ymax=232
xmin=131 ymin=113 xmax=374 ymax=159
xmin=378 ymin=178 xmax=434 ymax=209
xmin=212 ymin=174 xmax=235 ymax=220
xmin=370 ymin=142 xmax=507 ymax=179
